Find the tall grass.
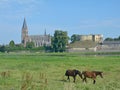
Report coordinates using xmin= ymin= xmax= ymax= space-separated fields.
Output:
xmin=0 ymin=52 xmax=120 ymax=90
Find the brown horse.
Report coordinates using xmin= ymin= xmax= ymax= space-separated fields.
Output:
xmin=65 ymin=69 xmax=83 ymax=82
xmin=82 ymin=71 xmax=103 ymax=84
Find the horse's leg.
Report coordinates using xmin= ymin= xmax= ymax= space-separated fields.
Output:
xmin=67 ymin=76 xmax=69 ymax=80
xmin=83 ymin=77 xmax=87 ymax=83
xmin=73 ymin=76 xmax=76 ymax=83
xmin=93 ymin=77 xmax=96 ymax=84
xmin=85 ymin=78 xmax=87 ymax=83
xmin=93 ymin=75 xmax=96 ymax=84
xmin=82 ymin=77 xmax=85 ymax=82
xmin=67 ymin=76 xmax=70 ymax=82
xmin=93 ymin=79 xmax=96 ymax=84
xmin=100 ymin=74 xmax=103 ymax=78
xmin=82 ymin=75 xmax=85 ymax=82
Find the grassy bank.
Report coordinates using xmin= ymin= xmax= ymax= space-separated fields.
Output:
xmin=0 ymin=53 xmax=120 ymax=90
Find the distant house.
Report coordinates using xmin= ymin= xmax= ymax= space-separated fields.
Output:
xmin=21 ymin=18 xmax=51 ymax=47
xmin=97 ymin=41 xmax=120 ymax=52
xmin=102 ymin=41 xmax=120 ymax=47
xmin=68 ymin=34 xmax=103 ymax=52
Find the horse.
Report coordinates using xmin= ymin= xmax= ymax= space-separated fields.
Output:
xmin=65 ymin=69 xmax=83 ymax=82
xmin=82 ymin=71 xmax=103 ymax=84
xmin=92 ymin=71 xmax=103 ymax=78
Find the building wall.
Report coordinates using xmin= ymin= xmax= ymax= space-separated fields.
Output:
xmin=22 ymin=34 xmax=51 ymax=47
xmin=79 ymin=35 xmax=93 ymax=41
xmin=94 ymin=34 xmax=103 ymax=43
xmin=29 ymin=35 xmax=51 ymax=47
xmin=79 ymin=34 xmax=103 ymax=43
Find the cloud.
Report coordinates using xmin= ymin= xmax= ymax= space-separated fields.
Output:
xmin=0 ymin=0 xmax=44 ymax=18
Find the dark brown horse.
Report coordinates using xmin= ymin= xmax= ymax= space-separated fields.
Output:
xmin=65 ymin=69 xmax=83 ymax=82
xmin=82 ymin=71 xmax=103 ymax=84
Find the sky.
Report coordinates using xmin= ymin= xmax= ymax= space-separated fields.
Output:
xmin=0 ymin=0 xmax=120 ymax=44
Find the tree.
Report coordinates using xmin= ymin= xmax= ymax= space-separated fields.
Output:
xmin=104 ymin=38 xmax=113 ymax=41
xmin=118 ymin=36 xmax=120 ymax=40
xmin=71 ymin=34 xmax=80 ymax=43
xmin=114 ymin=36 xmax=120 ymax=41
xmin=9 ymin=40 xmax=15 ymax=47
xmin=0 ymin=45 xmax=6 ymax=52
xmin=104 ymin=36 xmax=120 ymax=41
xmin=52 ymin=30 xmax=68 ymax=52
xmin=7 ymin=40 xmax=15 ymax=52
xmin=26 ymin=42 xmax=35 ymax=49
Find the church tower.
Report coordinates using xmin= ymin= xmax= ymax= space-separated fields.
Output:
xmin=44 ymin=29 xmax=46 ymax=36
xmin=21 ymin=18 xmax=29 ymax=47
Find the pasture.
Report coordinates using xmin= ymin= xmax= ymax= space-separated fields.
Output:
xmin=0 ymin=52 xmax=120 ymax=90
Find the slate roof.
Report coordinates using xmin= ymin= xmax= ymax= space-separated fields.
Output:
xmin=22 ymin=18 xmax=28 ymax=30
xmin=103 ymin=41 xmax=120 ymax=45
xmin=29 ymin=35 xmax=50 ymax=41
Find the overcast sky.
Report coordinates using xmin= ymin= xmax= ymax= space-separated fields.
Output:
xmin=0 ymin=0 xmax=120 ymax=44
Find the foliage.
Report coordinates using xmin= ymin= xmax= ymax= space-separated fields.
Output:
xmin=51 ymin=30 xmax=69 ymax=52
xmin=26 ymin=42 xmax=35 ymax=49
xmin=104 ymin=38 xmax=114 ymax=41
xmin=30 ymin=46 xmax=45 ymax=52
xmin=8 ymin=40 xmax=16 ymax=52
xmin=44 ymin=46 xmax=52 ymax=52
xmin=71 ymin=34 xmax=80 ymax=43
xmin=5 ymin=44 xmax=25 ymax=52
xmin=0 ymin=45 xmax=6 ymax=52
xmin=105 ymin=36 xmax=120 ymax=41
xmin=0 ymin=43 xmax=46 ymax=53
xmin=9 ymin=40 xmax=15 ymax=47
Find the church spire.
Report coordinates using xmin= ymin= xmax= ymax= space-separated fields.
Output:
xmin=21 ymin=18 xmax=29 ymax=47
xmin=44 ymin=29 xmax=46 ymax=35
xmin=22 ymin=18 xmax=28 ymax=30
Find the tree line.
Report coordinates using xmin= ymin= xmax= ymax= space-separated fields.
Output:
xmin=104 ymin=36 xmax=120 ymax=41
xmin=0 ymin=30 xmax=120 ymax=53
xmin=0 ymin=30 xmax=68 ymax=53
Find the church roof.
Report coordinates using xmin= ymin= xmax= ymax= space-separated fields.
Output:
xmin=22 ymin=18 xmax=28 ymax=30
xmin=29 ymin=35 xmax=50 ymax=41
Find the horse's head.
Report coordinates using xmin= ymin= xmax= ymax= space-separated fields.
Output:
xmin=99 ymin=72 xmax=103 ymax=78
xmin=75 ymin=70 xmax=83 ymax=79
xmin=93 ymin=71 xmax=103 ymax=78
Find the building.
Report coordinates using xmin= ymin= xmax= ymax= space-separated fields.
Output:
xmin=21 ymin=18 xmax=51 ymax=47
xmin=102 ymin=41 xmax=120 ymax=48
xmin=78 ymin=34 xmax=103 ymax=43
xmin=95 ymin=41 xmax=120 ymax=52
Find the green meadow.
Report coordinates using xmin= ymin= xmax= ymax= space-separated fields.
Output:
xmin=0 ymin=52 xmax=120 ymax=90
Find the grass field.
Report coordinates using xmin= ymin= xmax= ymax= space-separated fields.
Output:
xmin=0 ymin=52 xmax=120 ymax=90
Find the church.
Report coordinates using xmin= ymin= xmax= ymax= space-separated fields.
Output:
xmin=21 ymin=18 xmax=51 ymax=47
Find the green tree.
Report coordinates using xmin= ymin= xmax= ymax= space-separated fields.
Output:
xmin=0 ymin=45 xmax=6 ymax=52
xmin=7 ymin=40 xmax=16 ymax=52
xmin=71 ymin=34 xmax=79 ymax=43
xmin=105 ymin=36 xmax=120 ymax=41
xmin=26 ymin=42 xmax=35 ymax=49
xmin=104 ymin=38 xmax=113 ymax=41
xmin=52 ymin=30 xmax=68 ymax=52
xmin=9 ymin=40 xmax=15 ymax=47
xmin=114 ymin=36 xmax=120 ymax=41
xmin=118 ymin=36 xmax=120 ymax=40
